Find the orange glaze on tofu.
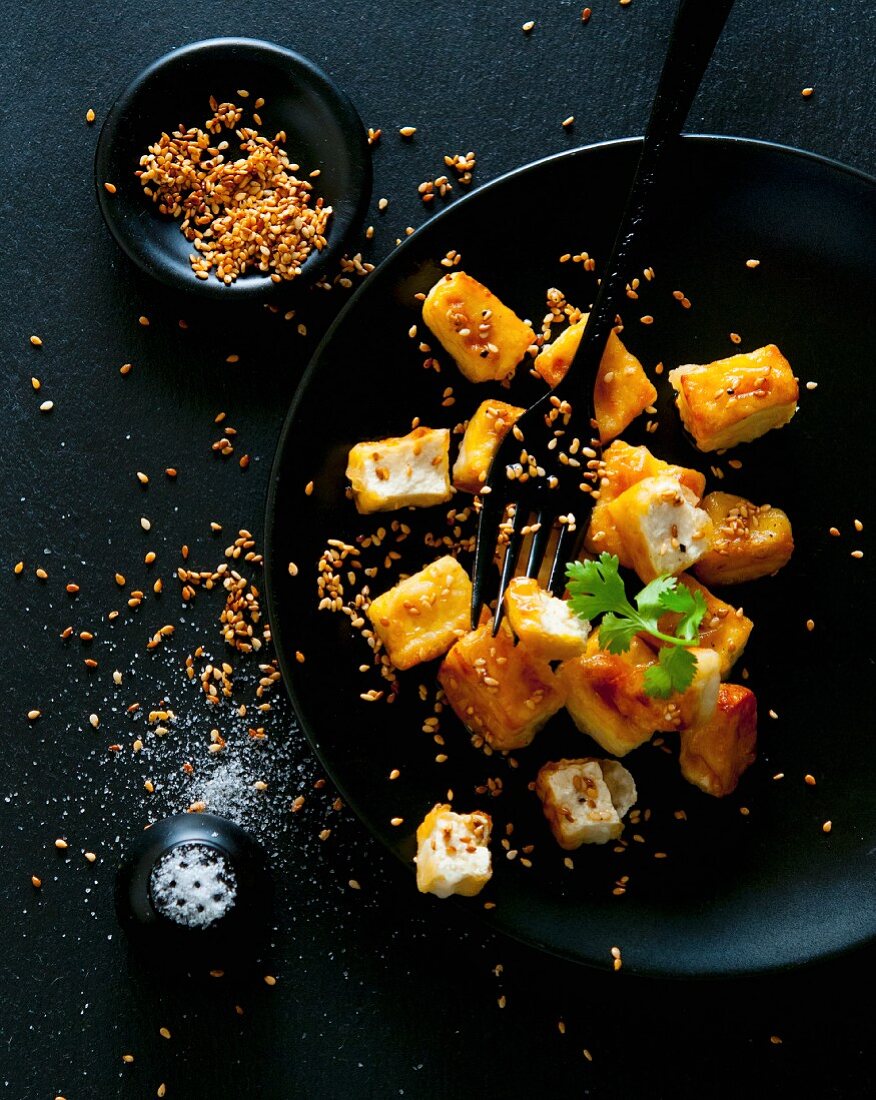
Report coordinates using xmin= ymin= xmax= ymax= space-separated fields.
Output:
xmin=669 ymin=344 xmax=798 ymax=451
xmin=654 ymin=574 xmax=753 ymax=679
xmin=679 ymin=682 xmax=757 ymax=797
xmin=452 ymin=399 xmax=525 ymax=494
xmin=534 ymin=319 xmax=657 ymax=442
xmin=422 ymin=271 xmax=535 ymax=383
xmin=439 ymin=619 xmax=565 ymax=751
xmin=693 ymin=492 xmax=794 ymax=585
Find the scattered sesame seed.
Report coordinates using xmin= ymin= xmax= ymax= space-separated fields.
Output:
xmin=581 ymin=7 xmax=592 ymax=22
xmin=122 ymin=1054 xmax=134 ymax=1064
xmin=390 ymin=817 xmax=404 ymax=826
xmin=140 ymin=517 xmax=152 ymax=531
xmin=399 ymin=126 xmax=417 ymax=137
xmin=805 ymin=380 xmax=818 ymax=390
xmin=120 ymin=362 xmax=132 ymax=375
xmin=583 ymin=1048 xmax=593 ymax=1061
xmin=770 ymin=1035 xmax=783 ymax=1045
xmin=768 ymin=709 xmax=778 ymax=720
xmin=829 ymin=526 xmax=840 ymax=537
xmin=159 ymin=1027 xmax=171 ymax=1039
xmin=378 ymin=197 xmax=389 ymax=210
xmin=31 ymin=875 xmax=42 ymax=888
xmin=55 ymin=838 xmax=68 ymax=850
xmin=854 ymin=518 xmax=863 ymax=532
xmin=806 ymin=619 xmax=815 ymax=632
xmin=801 ymin=87 xmax=814 ymax=97
xmin=497 ymin=995 xmax=507 ymax=1008
xmin=86 ymin=108 xmax=96 ymax=123
xmin=851 ymin=550 xmax=863 ymax=559
xmin=84 ymin=851 xmax=97 ymax=863
xmin=31 ymin=376 xmax=41 ymax=390
xmin=348 ymin=879 xmax=361 ymax=890
xmin=522 ymin=20 xmax=535 ymax=32
xmin=804 ymin=774 xmax=816 ymax=786
xmin=104 ymin=182 xmax=117 ymax=193
xmin=745 ymin=258 xmax=760 ymax=268
xmin=822 ymin=820 xmax=832 ymax=833
xmin=138 ymin=315 xmax=150 ymax=326
xmin=562 ymin=115 xmax=575 ymax=129
xmin=89 ymin=714 xmax=99 ymax=728
xmin=27 ymin=709 xmax=41 ymax=721
xmin=39 ymin=400 xmax=54 ymax=412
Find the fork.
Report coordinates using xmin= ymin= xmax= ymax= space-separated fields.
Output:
xmin=470 ymin=0 xmax=736 ymax=632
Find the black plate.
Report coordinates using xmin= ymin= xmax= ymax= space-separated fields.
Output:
xmin=264 ymin=136 xmax=876 ymax=977
xmin=94 ymin=38 xmax=371 ymax=299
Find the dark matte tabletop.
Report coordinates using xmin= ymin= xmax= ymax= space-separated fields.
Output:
xmin=1 ymin=1 xmax=874 ymax=1098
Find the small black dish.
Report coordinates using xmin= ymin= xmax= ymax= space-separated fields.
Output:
xmin=94 ymin=38 xmax=371 ymax=300
xmin=115 ymin=812 xmax=273 ymax=965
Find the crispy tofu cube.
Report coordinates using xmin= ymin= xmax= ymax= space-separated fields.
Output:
xmin=605 ymin=474 xmax=713 ymax=582
xmin=346 ymin=426 xmax=451 ymax=514
xmin=439 ymin=620 xmax=565 ymax=751
xmin=534 ymin=319 xmax=657 ymax=442
xmin=535 ymin=758 xmax=637 ymax=848
xmin=679 ymin=683 xmax=757 ymax=797
xmin=422 ymin=271 xmax=535 ymax=383
xmin=585 ymin=440 xmax=706 ymax=563
xmin=415 ymin=804 xmax=492 ymax=897
xmin=669 ymin=344 xmax=798 ymax=451
xmin=367 ymin=556 xmax=471 ymax=670
xmin=558 ymin=633 xmax=720 ymax=756
xmin=452 ymin=399 xmax=525 ymax=493
xmin=657 ymin=574 xmax=753 ymax=678
xmin=558 ymin=634 xmax=664 ymax=756
xmin=504 ymin=576 xmax=591 ymax=661
xmin=693 ymin=492 xmax=794 ymax=585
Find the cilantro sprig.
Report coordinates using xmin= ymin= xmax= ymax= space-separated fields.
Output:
xmin=566 ymin=553 xmax=708 ymax=699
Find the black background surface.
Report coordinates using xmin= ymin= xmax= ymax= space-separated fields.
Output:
xmin=1 ymin=2 xmax=874 ymax=1098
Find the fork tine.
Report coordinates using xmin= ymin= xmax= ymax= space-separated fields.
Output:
xmin=470 ymin=487 xmax=505 ymax=630
xmin=491 ymin=503 xmax=526 ymax=636
xmin=524 ymin=510 xmax=553 ymax=579
xmin=545 ymin=522 xmax=575 ymax=595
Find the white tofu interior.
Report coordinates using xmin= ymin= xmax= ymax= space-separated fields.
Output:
xmin=416 ymin=811 xmax=491 ymax=898
xmin=600 ymin=760 xmax=638 ymax=818
xmin=543 ymin=761 xmax=626 ymax=846
xmin=635 ymin=477 xmax=711 ymax=575
xmin=536 ymin=590 xmax=592 ymax=644
xmin=360 ymin=430 xmax=450 ymax=507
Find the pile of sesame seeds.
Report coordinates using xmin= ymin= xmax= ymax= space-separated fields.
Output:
xmin=137 ymin=96 xmax=331 ymax=284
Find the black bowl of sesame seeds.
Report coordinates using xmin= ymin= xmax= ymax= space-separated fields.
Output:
xmin=94 ymin=38 xmax=372 ymax=299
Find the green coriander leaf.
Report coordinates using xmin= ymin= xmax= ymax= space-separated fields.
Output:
xmin=643 ymin=644 xmax=698 ymax=699
xmin=634 ymin=574 xmax=679 ymax=630
xmin=596 ymin=612 xmax=638 ymax=654
xmin=566 ymin=554 xmax=631 ymax=622
xmin=658 ymin=584 xmax=709 ymax=642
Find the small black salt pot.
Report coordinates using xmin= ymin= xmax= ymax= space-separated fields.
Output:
xmin=115 ymin=813 xmax=273 ymax=965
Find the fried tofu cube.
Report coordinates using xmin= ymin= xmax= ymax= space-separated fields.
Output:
xmin=439 ymin=620 xmax=565 ymax=751
xmin=504 ymin=576 xmax=591 ymax=661
xmin=679 ymin=683 xmax=757 ymax=797
xmin=535 ymin=758 xmax=637 ymax=848
xmin=415 ymin=804 xmax=492 ymax=897
xmin=657 ymin=574 xmax=753 ymax=678
xmin=367 ymin=556 xmax=471 ymax=670
xmin=452 ymin=399 xmax=525 ymax=493
xmin=606 ymin=474 xmax=713 ymax=582
xmin=534 ymin=319 xmax=657 ymax=443
xmin=422 ymin=271 xmax=535 ymax=383
xmin=585 ymin=440 xmax=706 ymax=563
xmin=693 ymin=492 xmax=794 ymax=585
xmin=559 ymin=633 xmax=720 ymax=757
xmin=669 ymin=344 xmax=798 ymax=451
xmin=346 ymin=426 xmax=451 ymax=514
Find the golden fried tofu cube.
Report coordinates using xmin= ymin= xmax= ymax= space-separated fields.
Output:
xmin=558 ymin=634 xmax=663 ymax=756
xmin=415 ymin=803 xmax=492 ymax=897
xmin=422 ymin=271 xmax=535 ymax=383
xmin=669 ymin=344 xmax=798 ymax=451
xmin=367 ymin=555 xmax=471 ymax=670
xmin=657 ymin=574 xmax=753 ymax=678
xmin=504 ymin=576 xmax=590 ymax=661
xmin=679 ymin=683 xmax=757 ymax=797
xmin=605 ymin=474 xmax=713 ymax=582
xmin=452 ymin=399 xmax=525 ymax=493
xmin=584 ymin=440 xmax=706 ymax=563
xmin=439 ymin=620 xmax=565 ymax=751
xmin=346 ymin=426 xmax=451 ymax=514
xmin=534 ymin=319 xmax=657 ymax=443
xmin=693 ymin=492 xmax=794 ymax=585
xmin=559 ymin=633 xmax=720 ymax=757
xmin=535 ymin=758 xmax=637 ymax=848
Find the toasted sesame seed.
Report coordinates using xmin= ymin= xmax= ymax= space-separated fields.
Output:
xmin=581 ymin=8 xmax=592 ymax=22
xmin=31 ymin=875 xmax=42 ymax=888
xmin=745 ymin=258 xmax=760 ymax=268
xmin=378 ymin=197 xmax=388 ymax=210
xmin=119 ymin=362 xmax=132 ymax=375
xmin=14 ymin=561 xmax=24 ymax=574
xmin=30 ymin=334 xmax=43 ymax=346
xmin=583 ymin=1048 xmax=593 ymax=1061
xmin=89 ymin=714 xmax=99 ymax=728
xmin=84 ymin=851 xmax=97 ymax=863
xmin=399 ymin=126 xmax=417 ymax=137
xmin=39 ymin=400 xmax=54 ymax=412
xmin=390 ymin=817 xmax=404 ymax=826
xmin=829 ymin=526 xmax=840 ymax=536
xmin=801 ymin=87 xmax=814 ymax=97
xmin=805 ymin=380 xmax=818 ymax=390
xmin=138 ymin=315 xmax=149 ymax=326
xmin=31 ymin=376 xmax=41 ymax=390
xmin=806 ymin=618 xmax=815 ymax=631
xmin=104 ymin=182 xmax=117 ymax=193
xmin=27 ymin=709 xmax=41 ymax=720
xmin=522 ymin=20 xmax=535 ymax=31
xmin=348 ymin=879 xmax=361 ymax=890
xmin=770 ymin=1035 xmax=783 ymax=1045
xmin=851 ymin=550 xmax=863 ymax=559
xmin=86 ymin=108 xmax=96 ymax=123
xmin=122 ymin=1054 xmax=134 ymax=1064
xmin=55 ymin=838 xmax=68 ymax=850
xmin=562 ymin=115 xmax=575 ymax=128
xmin=822 ymin=820 xmax=832 ymax=833
xmin=804 ymin=773 xmax=816 ymax=786
xmin=35 ymin=567 xmax=48 ymax=579
xmin=140 ymin=517 xmax=151 ymax=531
xmin=768 ymin=709 xmax=778 ymax=719
xmin=159 ymin=1027 xmax=171 ymax=1039
xmin=854 ymin=518 xmax=863 ymax=532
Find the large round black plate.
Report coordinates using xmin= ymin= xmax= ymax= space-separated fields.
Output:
xmin=264 ymin=136 xmax=876 ymax=977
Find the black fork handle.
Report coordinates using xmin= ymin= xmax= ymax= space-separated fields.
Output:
xmin=559 ymin=0 xmax=737 ymax=404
